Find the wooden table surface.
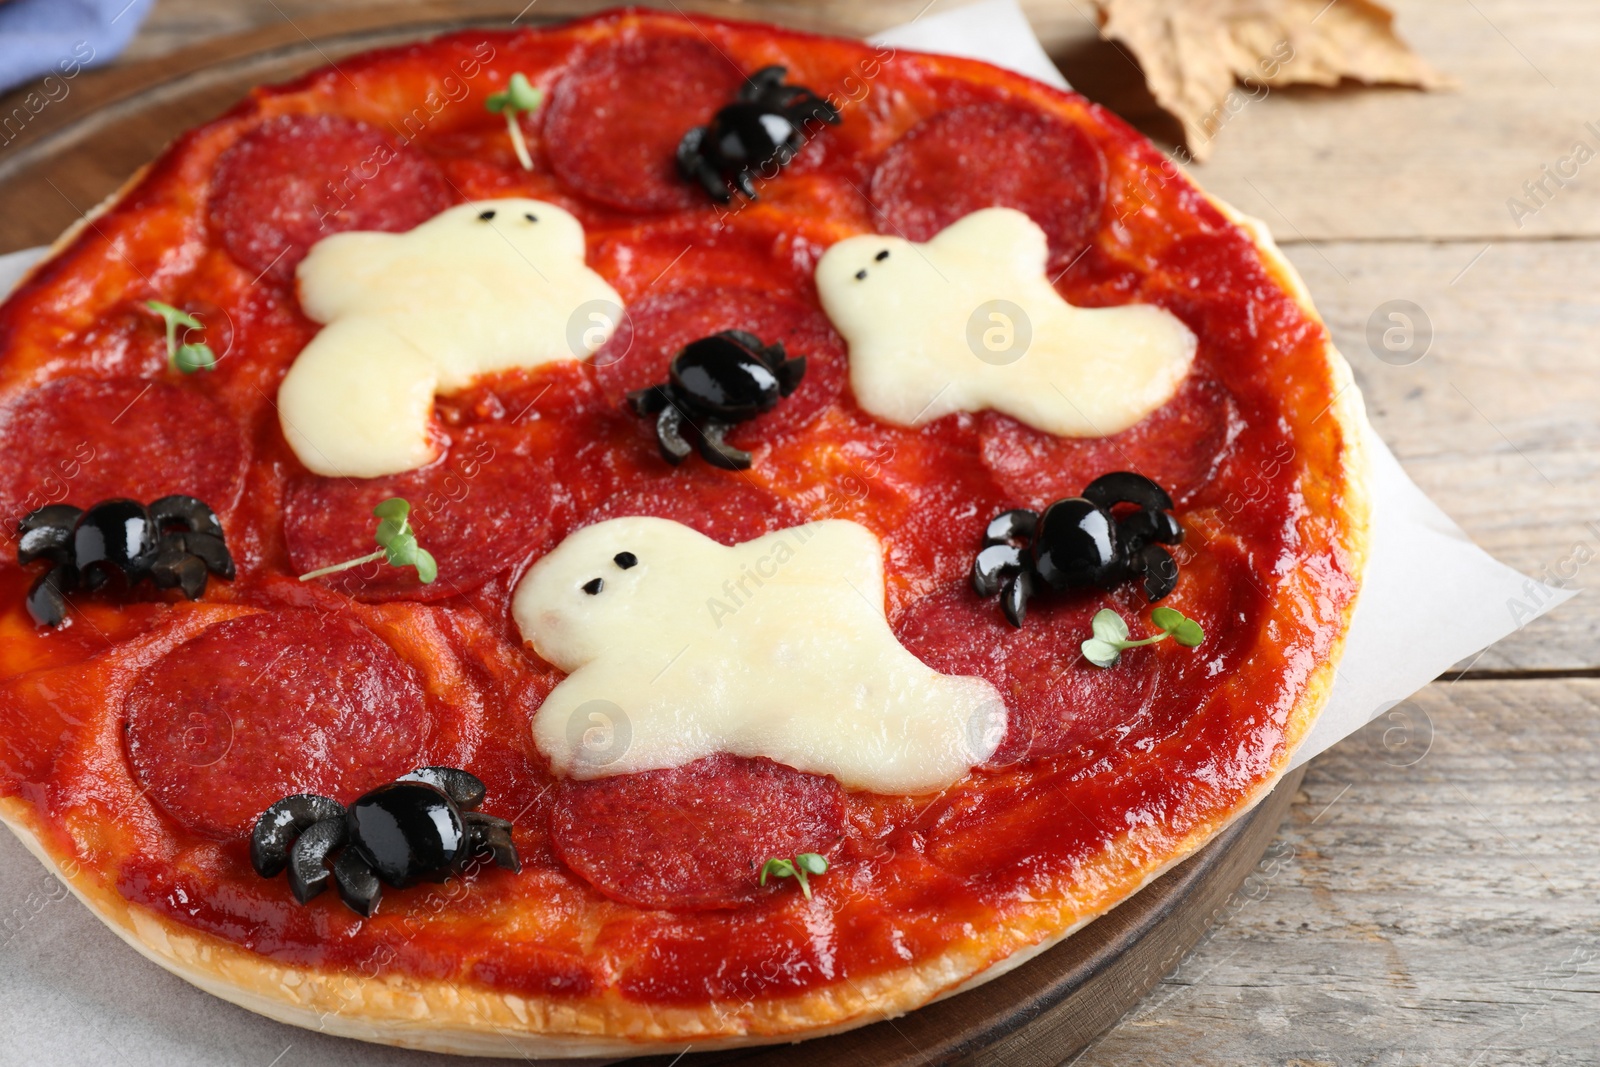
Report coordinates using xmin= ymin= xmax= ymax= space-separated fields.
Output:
xmin=11 ymin=0 xmax=1599 ymax=1063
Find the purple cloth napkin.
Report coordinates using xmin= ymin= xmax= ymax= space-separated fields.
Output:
xmin=0 ymin=0 xmax=155 ymax=96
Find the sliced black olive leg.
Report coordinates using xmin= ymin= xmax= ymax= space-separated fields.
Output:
xmin=465 ymin=813 xmax=522 ymax=873
xmin=740 ymin=65 xmax=787 ymax=101
xmin=400 ymin=767 xmax=486 ymax=810
xmin=150 ymin=545 xmax=209 ymax=600
xmin=696 ymin=420 xmax=753 ymax=471
xmin=179 ymin=530 xmax=237 ymax=579
xmin=698 ymin=165 xmax=734 ymax=203
xmin=983 ymin=508 xmax=1039 ymax=546
xmin=25 ymin=566 xmax=74 ymax=628
xmin=16 ymin=504 xmax=81 ymax=565
xmin=776 ymin=354 xmax=807 ymax=396
xmin=626 ymin=384 xmax=671 ymax=417
xmin=792 ymin=88 xmax=842 ymax=126
xmin=148 ymin=495 xmax=224 ymax=539
xmin=287 ymin=817 xmax=348 ymax=904
xmin=1001 ymin=570 xmax=1034 ymax=628
xmin=674 ymin=126 xmax=705 ymax=179
xmin=971 ymin=544 xmax=1023 ymax=598
xmin=1138 ymin=543 xmax=1179 ymax=601
xmin=333 ymin=848 xmax=383 ymax=917
xmin=1082 ymin=472 xmax=1173 ymax=513
xmin=251 ymin=794 xmax=343 ymax=877
xmin=654 ymin=404 xmax=695 ymax=465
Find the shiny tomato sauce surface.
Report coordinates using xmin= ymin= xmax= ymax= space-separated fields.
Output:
xmin=0 ymin=10 xmax=1359 ymax=1004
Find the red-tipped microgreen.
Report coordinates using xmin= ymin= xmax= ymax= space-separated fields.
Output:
xmin=759 ymin=853 xmax=829 ymax=900
xmin=1081 ymin=606 xmax=1204 ymax=668
xmin=298 ymin=497 xmax=438 ymax=585
xmin=146 ymin=300 xmax=217 ymax=374
xmin=486 ymin=72 xmax=542 ymax=171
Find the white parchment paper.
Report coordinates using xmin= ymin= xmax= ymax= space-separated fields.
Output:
xmin=0 ymin=2 xmax=1574 ymax=1063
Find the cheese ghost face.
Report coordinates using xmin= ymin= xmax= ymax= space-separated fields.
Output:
xmin=278 ymin=199 xmax=623 ymax=478
xmin=815 ymin=207 xmax=1197 ymax=437
xmin=511 ymin=517 xmax=1006 ymax=795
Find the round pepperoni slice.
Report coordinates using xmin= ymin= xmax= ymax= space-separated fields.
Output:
xmin=550 ymin=754 xmax=845 ymax=910
xmin=978 ymin=376 xmax=1241 ymax=509
xmin=0 ymin=376 xmax=247 ymax=543
xmin=123 ymin=609 xmax=428 ymax=839
xmin=208 ymin=114 xmax=451 ymax=284
xmin=870 ymin=102 xmax=1108 ymax=263
xmin=543 ymin=34 xmax=744 ymax=212
xmin=896 ymin=584 xmax=1160 ymax=765
xmin=285 ymin=425 xmax=551 ymax=602
xmin=592 ymin=286 xmax=845 ymax=449
xmin=590 ymin=467 xmax=805 ymax=546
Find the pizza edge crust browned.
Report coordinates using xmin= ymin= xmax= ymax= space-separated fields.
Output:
xmin=0 ymin=170 xmax=1372 ymax=1056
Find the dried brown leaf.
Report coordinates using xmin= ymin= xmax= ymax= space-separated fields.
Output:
xmin=1093 ymin=0 xmax=1453 ymax=160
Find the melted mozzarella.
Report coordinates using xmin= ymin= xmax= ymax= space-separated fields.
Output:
xmin=279 ymin=199 xmax=622 ymax=478
xmin=511 ymin=517 xmax=1005 ymax=795
xmin=815 ymin=207 xmax=1196 ymax=437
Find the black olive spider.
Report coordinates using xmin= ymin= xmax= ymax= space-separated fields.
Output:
xmin=972 ymin=472 xmax=1186 ymax=627
xmin=676 ymin=65 xmax=841 ymax=203
xmin=16 ymin=495 xmax=235 ymax=627
xmin=250 ymin=766 xmax=520 ymax=917
xmin=627 ymin=329 xmax=806 ymax=470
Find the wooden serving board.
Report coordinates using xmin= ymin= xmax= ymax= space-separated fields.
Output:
xmin=0 ymin=7 xmax=1308 ymax=1064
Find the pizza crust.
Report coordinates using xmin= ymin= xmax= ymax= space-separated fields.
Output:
xmin=0 ymin=29 xmax=1372 ymax=1061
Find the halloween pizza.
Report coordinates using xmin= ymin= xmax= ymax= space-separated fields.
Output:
xmin=0 ymin=7 xmax=1369 ymax=1057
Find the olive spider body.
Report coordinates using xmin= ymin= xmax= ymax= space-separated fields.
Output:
xmin=251 ymin=766 xmax=520 ymax=917
xmin=16 ymin=495 xmax=234 ymax=627
xmin=972 ymin=472 xmax=1186 ymax=627
xmin=628 ymin=329 xmax=806 ymax=470
xmin=677 ymin=66 xmax=840 ymax=203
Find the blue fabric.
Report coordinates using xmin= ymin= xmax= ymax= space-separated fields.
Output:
xmin=0 ymin=0 xmax=156 ymax=95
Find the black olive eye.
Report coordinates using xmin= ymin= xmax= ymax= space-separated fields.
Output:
xmin=524 ymin=212 xmax=538 ymax=222
xmin=582 ymin=577 xmax=604 ymax=595
xmin=875 ymin=249 xmax=890 ymax=261
xmin=613 ymin=552 xmax=637 ymax=569
xmin=854 ymin=268 xmax=868 ymax=280
xmin=478 ymin=209 xmax=496 ymax=221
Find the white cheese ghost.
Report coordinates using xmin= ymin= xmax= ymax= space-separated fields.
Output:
xmin=278 ymin=199 xmax=623 ymax=478
xmin=511 ymin=516 xmax=1006 ymax=796
xmin=815 ymin=207 xmax=1197 ymax=437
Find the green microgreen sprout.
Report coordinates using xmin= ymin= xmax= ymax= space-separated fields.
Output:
xmin=298 ymin=497 xmax=438 ymax=585
xmin=1081 ymin=606 xmax=1205 ymax=668
xmin=759 ymin=853 xmax=829 ymax=900
xmin=146 ymin=300 xmax=217 ymax=374
xmin=485 ymin=72 xmax=543 ymax=171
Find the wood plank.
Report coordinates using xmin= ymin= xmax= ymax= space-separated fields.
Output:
xmin=1076 ymin=676 xmax=1600 ymax=1066
xmin=1279 ymin=238 xmax=1600 ymax=672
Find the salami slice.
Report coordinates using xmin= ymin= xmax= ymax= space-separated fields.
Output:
xmin=895 ymin=584 xmax=1159 ymax=764
xmin=869 ymin=102 xmax=1108 ymax=264
xmin=591 ymin=286 xmax=846 ymax=448
xmin=590 ymin=467 xmax=805 ymax=546
xmin=542 ymin=35 xmax=744 ymax=212
xmin=0 ymin=376 xmax=247 ymax=547
xmin=123 ymin=609 xmax=429 ymax=838
xmin=978 ymin=376 xmax=1241 ymax=509
xmin=285 ymin=425 xmax=551 ymax=601
xmin=208 ymin=114 xmax=451 ymax=283
xmin=550 ymin=754 xmax=845 ymax=910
